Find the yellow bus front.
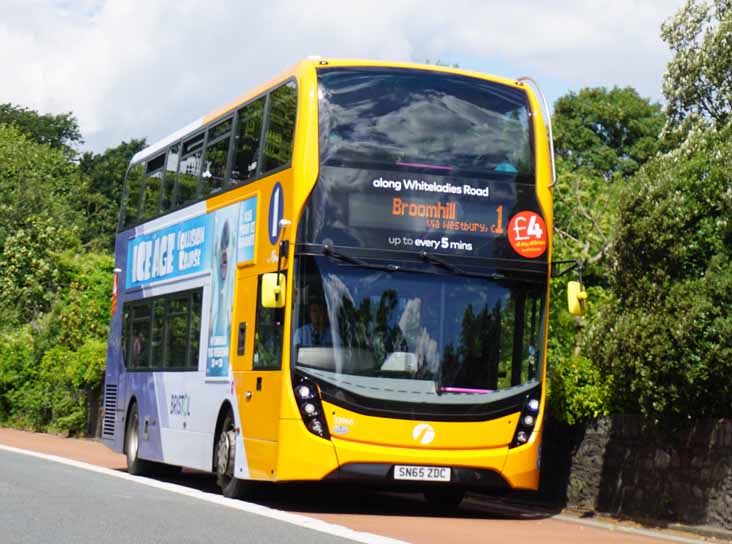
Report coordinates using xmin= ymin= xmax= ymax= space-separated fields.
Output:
xmin=250 ymin=60 xmax=552 ymax=500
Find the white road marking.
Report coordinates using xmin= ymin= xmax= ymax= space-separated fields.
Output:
xmin=1 ymin=443 xmax=714 ymax=544
xmin=0 ymin=444 xmax=407 ymax=544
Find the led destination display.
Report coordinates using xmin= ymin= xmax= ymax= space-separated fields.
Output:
xmin=300 ymin=167 xmax=547 ymax=260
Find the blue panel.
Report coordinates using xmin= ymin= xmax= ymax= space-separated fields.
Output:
xmin=126 ymin=214 xmax=211 ymax=289
xmin=237 ymin=196 xmax=257 ymax=264
xmin=268 ymin=183 xmax=284 ymax=245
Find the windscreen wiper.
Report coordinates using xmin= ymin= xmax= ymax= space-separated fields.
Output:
xmin=419 ymin=251 xmax=462 ymax=274
xmin=321 ymin=240 xmax=401 ymax=272
xmin=418 ymin=251 xmax=506 ymax=281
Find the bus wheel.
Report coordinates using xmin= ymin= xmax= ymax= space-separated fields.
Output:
xmin=215 ymin=412 xmax=251 ymax=500
xmin=424 ymin=488 xmax=465 ymax=510
xmin=125 ymin=403 xmax=155 ymax=476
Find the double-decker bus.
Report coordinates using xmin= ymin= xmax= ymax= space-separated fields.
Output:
xmin=103 ymin=58 xmax=557 ymax=507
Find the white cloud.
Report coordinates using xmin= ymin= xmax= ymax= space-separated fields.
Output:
xmin=0 ymin=0 xmax=682 ymax=153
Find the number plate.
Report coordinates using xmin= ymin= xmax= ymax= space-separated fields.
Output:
xmin=393 ymin=465 xmax=451 ymax=482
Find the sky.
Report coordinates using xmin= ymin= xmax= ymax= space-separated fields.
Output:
xmin=1 ymin=0 xmax=683 ymax=154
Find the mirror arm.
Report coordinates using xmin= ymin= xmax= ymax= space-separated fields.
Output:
xmin=551 ymin=259 xmax=585 ymax=278
xmin=274 ymin=218 xmax=291 ymax=302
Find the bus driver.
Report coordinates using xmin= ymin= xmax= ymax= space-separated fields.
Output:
xmin=294 ymin=297 xmax=332 ymax=347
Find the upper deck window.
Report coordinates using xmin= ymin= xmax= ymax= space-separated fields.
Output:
xmin=138 ymin=153 xmax=166 ymax=223
xmin=119 ymin=79 xmax=298 ymax=232
xmin=317 ymin=67 xmax=534 ymax=182
xmin=262 ymin=81 xmax=297 ymax=172
xmin=200 ymin=118 xmax=233 ymax=198
xmin=231 ymin=96 xmax=266 ymax=184
xmin=175 ymin=133 xmax=205 ymax=208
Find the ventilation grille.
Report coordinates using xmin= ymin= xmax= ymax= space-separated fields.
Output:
xmin=102 ymin=384 xmax=118 ymax=438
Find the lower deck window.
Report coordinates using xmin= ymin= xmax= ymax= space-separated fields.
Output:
xmin=122 ymin=288 xmax=202 ymax=371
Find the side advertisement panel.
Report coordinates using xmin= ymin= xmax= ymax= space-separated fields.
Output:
xmin=126 ymin=196 xmax=258 ymax=379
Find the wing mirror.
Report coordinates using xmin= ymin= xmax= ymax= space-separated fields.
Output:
xmin=261 ymin=273 xmax=286 ymax=308
xmin=567 ymin=281 xmax=588 ymax=316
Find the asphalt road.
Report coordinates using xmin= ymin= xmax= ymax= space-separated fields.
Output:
xmin=0 ymin=429 xmax=716 ymax=544
xmin=0 ymin=448 xmax=391 ymax=544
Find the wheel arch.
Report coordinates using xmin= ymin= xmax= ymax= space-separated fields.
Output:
xmin=213 ymin=400 xmax=235 ymax=471
xmin=123 ymin=396 xmax=138 ymax=455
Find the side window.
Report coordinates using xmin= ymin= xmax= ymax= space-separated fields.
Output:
xmin=161 ymin=143 xmax=180 ymax=214
xmin=231 ymin=96 xmax=265 ymax=184
xmin=139 ymin=153 xmax=165 ymax=223
xmin=262 ymin=81 xmax=297 ymax=173
xmin=253 ymin=274 xmax=285 ymax=370
xmin=121 ymin=163 xmax=144 ymax=230
xmin=151 ymin=298 xmax=165 ymax=367
xmin=189 ymin=290 xmax=202 ymax=369
xmin=121 ymin=305 xmax=130 ymax=366
xmin=164 ymin=294 xmax=189 ymax=369
xmin=130 ymin=303 xmax=151 ymax=369
xmin=175 ymin=133 xmax=205 ymax=208
xmin=200 ymin=118 xmax=232 ymax=198
xmin=121 ymin=288 xmax=203 ymax=371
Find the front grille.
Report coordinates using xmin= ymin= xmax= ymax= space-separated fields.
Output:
xmin=102 ymin=383 xmax=118 ymax=438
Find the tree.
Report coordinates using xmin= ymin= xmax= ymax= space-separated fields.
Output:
xmin=0 ymin=124 xmax=84 ymax=254
xmin=0 ymin=113 xmax=116 ymax=435
xmin=78 ymin=139 xmax=146 ymax=250
xmin=0 ymin=103 xmax=82 ymax=155
xmin=553 ymin=87 xmax=665 ymax=180
xmin=584 ymin=125 xmax=732 ymax=423
xmin=547 ymin=88 xmax=664 ymax=424
xmin=551 ymin=88 xmax=665 ymax=269
xmin=661 ymin=0 xmax=732 ymax=130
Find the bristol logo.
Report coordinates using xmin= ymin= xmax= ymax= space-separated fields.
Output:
xmin=412 ymin=423 xmax=435 ymax=445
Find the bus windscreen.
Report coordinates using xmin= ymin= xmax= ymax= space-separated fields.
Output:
xmin=317 ymin=67 xmax=534 ymax=181
xmin=292 ymin=255 xmax=545 ymax=412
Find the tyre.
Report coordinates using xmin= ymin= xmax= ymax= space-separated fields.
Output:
xmin=424 ymin=488 xmax=465 ymax=510
xmin=125 ymin=403 xmax=156 ymax=476
xmin=215 ymin=411 xmax=252 ymax=500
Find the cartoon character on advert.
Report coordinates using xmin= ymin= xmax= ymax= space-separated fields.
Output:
xmin=208 ymin=208 xmax=238 ymax=376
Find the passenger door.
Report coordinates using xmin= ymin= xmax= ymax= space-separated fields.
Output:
xmin=232 ymin=273 xmax=284 ymax=480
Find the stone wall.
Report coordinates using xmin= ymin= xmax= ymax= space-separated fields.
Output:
xmin=539 ymin=415 xmax=732 ymax=531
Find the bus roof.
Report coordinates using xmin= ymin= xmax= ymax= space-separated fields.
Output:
xmin=131 ymin=58 xmax=530 ymax=166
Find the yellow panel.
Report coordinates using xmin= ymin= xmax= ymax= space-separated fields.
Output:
xmin=243 ymin=438 xmax=279 ymax=480
xmin=323 ymin=402 xmax=519 ymax=450
xmin=238 ymin=372 xmax=282 ymax=443
xmin=332 ymin=434 xmax=508 ymax=472
xmin=231 ymin=274 xmax=258 ymax=372
xmin=502 ymin=431 xmax=542 ymax=490
xmin=276 ymin=419 xmax=339 ymax=481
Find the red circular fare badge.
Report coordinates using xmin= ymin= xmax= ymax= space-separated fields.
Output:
xmin=508 ymin=211 xmax=547 ymax=258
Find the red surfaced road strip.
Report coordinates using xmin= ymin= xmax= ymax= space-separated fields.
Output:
xmin=0 ymin=428 xmax=673 ymax=544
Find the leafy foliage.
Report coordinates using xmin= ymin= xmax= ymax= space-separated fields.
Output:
xmin=662 ymin=0 xmax=732 ymax=130
xmin=0 ymin=124 xmax=85 ymax=252
xmin=547 ymin=88 xmax=664 ymax=424
xmin=0 ymin=216 xmax=80 ymax=324
xmin=554 ymin=87 xmax=665 ymax=180
xmin=78 ymin=139 xmax=146 ymax=250
xmin=0 ymin=103 xmax=82 ymax=155
xmin=0 ymin=108 xmax=116 ymax=435
xmin=0 ymin=251 xmax=112 ymax=433
xmin=584 ymin=126 xmax=732 ymax=422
